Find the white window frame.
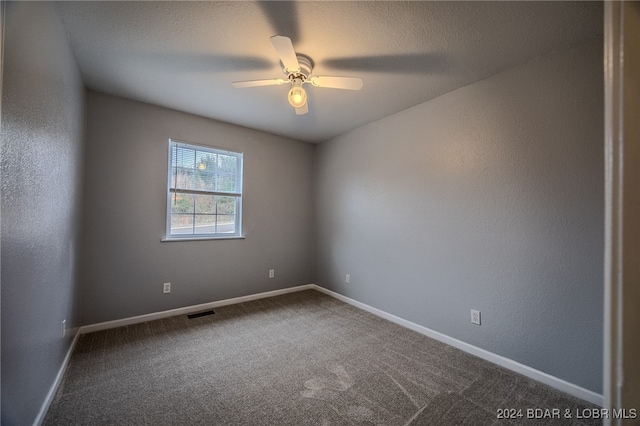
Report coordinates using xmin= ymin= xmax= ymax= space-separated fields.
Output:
xmin=164 ymin=139 xmax=244 ymax=241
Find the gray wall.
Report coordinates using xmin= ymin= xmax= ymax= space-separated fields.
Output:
xmin=314 ymin=38 xmax=604 ymax=393
xmin=81 ymin=92 xmax=315 ymax=325
xmin=1 ymin=2 xmax=85 ymax=424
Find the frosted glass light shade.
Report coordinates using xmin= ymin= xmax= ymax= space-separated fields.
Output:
xmin=288 ymin=84 xmax=307 ymax=108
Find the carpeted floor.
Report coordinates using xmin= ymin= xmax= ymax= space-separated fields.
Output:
xmin=44 ymin=290 xmax=600 ymax=425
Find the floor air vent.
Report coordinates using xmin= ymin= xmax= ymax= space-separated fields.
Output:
xmin=187 ymin=310 xmax=215 ymax=319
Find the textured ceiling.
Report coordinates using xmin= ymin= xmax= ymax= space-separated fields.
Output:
xmin=55 ymin=1 xmax=603 ymax=143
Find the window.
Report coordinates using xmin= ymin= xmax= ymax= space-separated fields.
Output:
xmin=166 ymin=140 xmax=243 ymax=239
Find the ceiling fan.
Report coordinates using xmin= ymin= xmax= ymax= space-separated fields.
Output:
xmin=232 ymin=35 xmax=363 ymax=115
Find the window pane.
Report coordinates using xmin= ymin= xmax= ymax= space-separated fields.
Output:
xmin=194 ymin=194 xmax=216 ymax=214
xmin=218 ymin=155 xmax=238 ymax=192
xmin=172 ymin=146 xmax=196 ymax=190
xmin=195 ymin=151 xmax=217 ymax=191
xmin=194 ymin=214 xmax=216 ymax=234
xmin=171 ymin=213 xmax=194 ymax=234
xmin=171 ymin=193 xmax=194 ymax=214
xmin=215 ymin=196 xmax=236 ymax=215
xmin=216 ymin=215 xmax=236 ymax=234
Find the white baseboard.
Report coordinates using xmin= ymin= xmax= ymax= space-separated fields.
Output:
xmin=33 ymin=330 xmax=81 ymax=426
xmin=310 ymin=284 xmax=603 ymax=407
xmin=79 ymin=284 xmax=316 ymax=334
xmin=69 ymin=283 xmax=602 ymax=410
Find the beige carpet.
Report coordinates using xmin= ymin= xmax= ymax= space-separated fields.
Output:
xmin=44 ymin=290 xmax=600 ymax=425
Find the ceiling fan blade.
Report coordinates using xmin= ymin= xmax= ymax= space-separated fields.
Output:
xmin=232 ymin=78 xmax=286 ymax=88
xmin=309 ymin=76 xmax=363 ymax=91
xmin=295 ymin=103 xmax=308 ymax=115
xmin=270 ymin=35 xmax=300 ymax=72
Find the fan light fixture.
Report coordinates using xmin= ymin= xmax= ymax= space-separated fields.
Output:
xmin=288 ymin=81 xmax=307 ymax=108
xmin=232 ymin=35 xmax=363 ymax=115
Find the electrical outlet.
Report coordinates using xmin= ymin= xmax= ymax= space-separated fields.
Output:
xmin=269 ymin=269 xmax=275 ymax=279
xmin=62 ymin=319 xmax=66 ymax=338
xmin=345 ymin=274 xmax=350 ymax=284
xmin=471 ymin=309 xmax=481 ymax=325
xmin=163 ymin=282 xmax=171 ymax=294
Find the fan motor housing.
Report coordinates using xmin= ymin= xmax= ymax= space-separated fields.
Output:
xmin=283 ymin=55 xmax=313 ymax=81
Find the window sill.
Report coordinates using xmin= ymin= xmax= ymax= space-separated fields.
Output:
xmin=161 ymin=235 xmax=246 ymax=242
